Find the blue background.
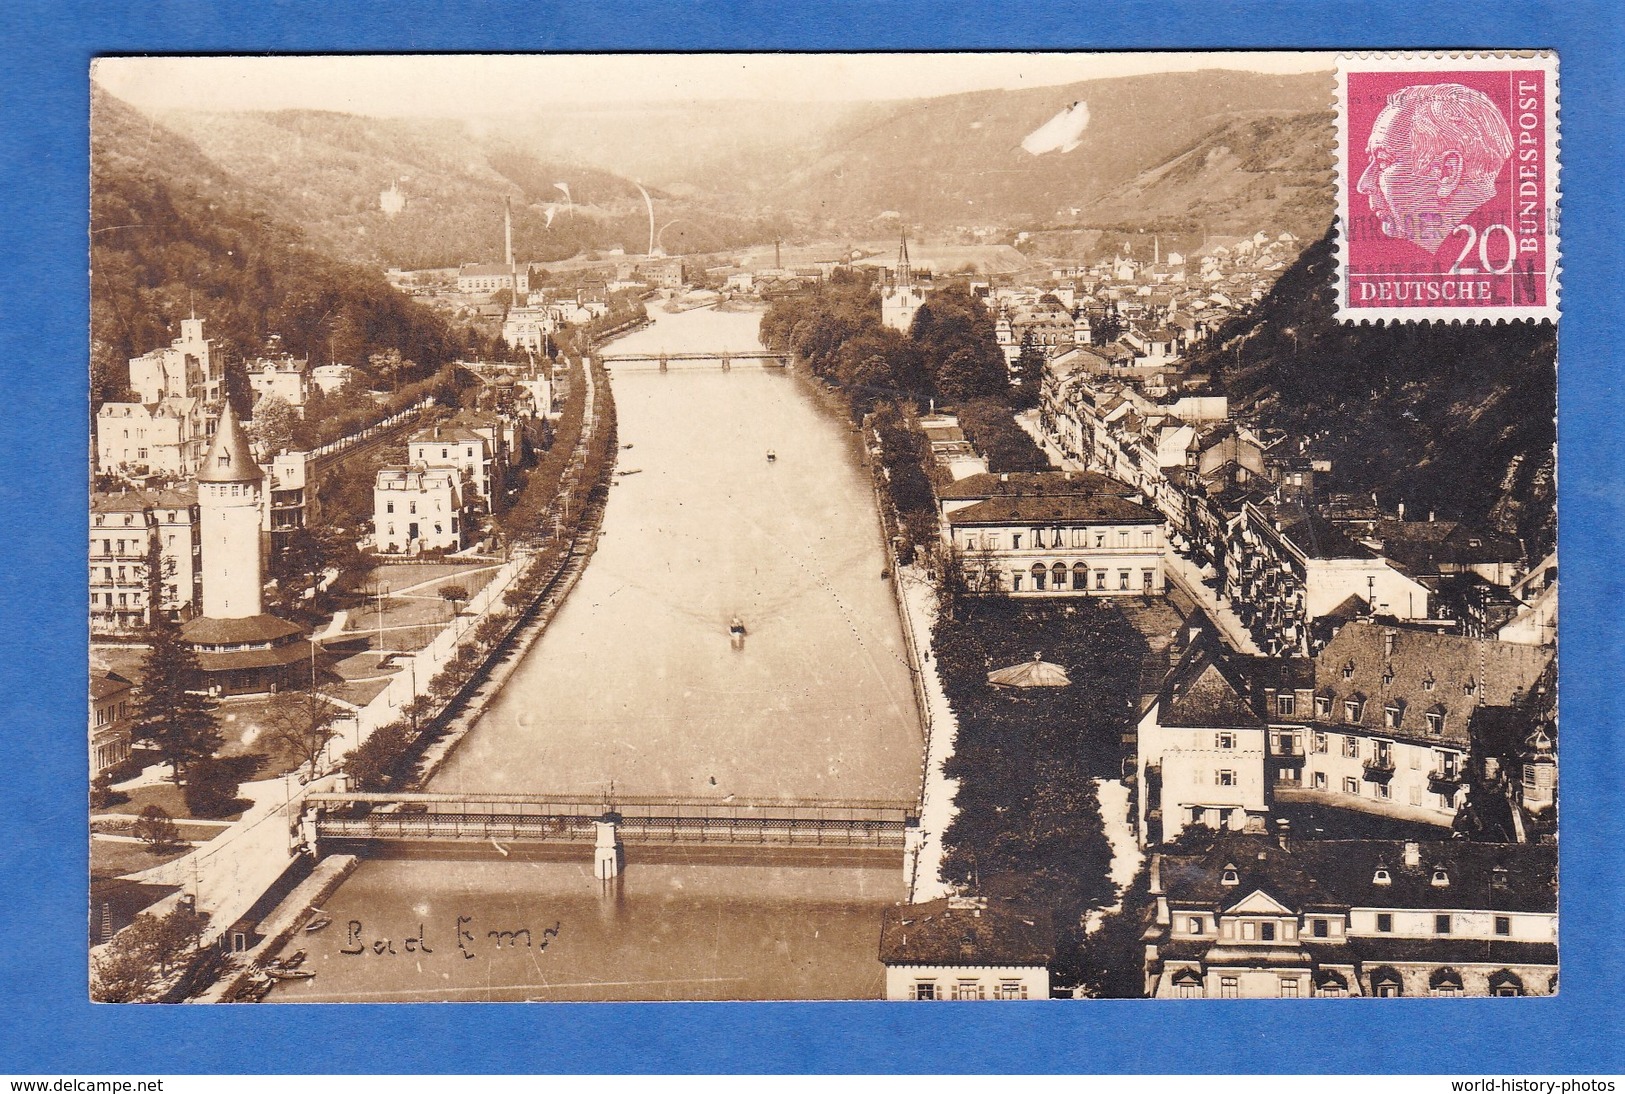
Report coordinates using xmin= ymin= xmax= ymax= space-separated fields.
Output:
xmin=2 ymin=0 xmax=1621 ymax=1075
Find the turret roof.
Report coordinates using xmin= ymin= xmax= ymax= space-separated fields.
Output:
xmin=197 ymin=403 xmax=261 ymax=484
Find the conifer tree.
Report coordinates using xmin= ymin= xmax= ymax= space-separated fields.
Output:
xmin=130 ymin=539 xmax=222 ymax=782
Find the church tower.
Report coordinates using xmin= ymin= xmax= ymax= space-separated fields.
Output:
xmin=196 ymin=402 xmax=263 ymax=620
xmin=881 ymin=229 xmax=926 ymax=333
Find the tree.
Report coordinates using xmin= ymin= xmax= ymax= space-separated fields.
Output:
xmin=247 ymin=394 xmax=297 ymax=457
xmin=90 ymin=902 xmax=211 ymax=1002
xmin=438 ymin=583 xmax=469 ymax=617
xmin=369 ymin=348 xmax=414 ymax=393
xmin=133 ymin=805 xmax=182 ymax=853
xmin=130 ymin=606 xmax=222 ymax=783
xmin=262 ymin=687 xmax=344 ymax=777
xmin=936 ymin=347 xmax=1005 ymax=402
xmin=1013 ymin=330 xmax=1046 ymax=406
xmin=183 ymin=755 xmax=246 ymax=818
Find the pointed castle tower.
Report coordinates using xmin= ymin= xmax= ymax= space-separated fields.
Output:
xmin=181 ymin=402 xmax=311 ymax=696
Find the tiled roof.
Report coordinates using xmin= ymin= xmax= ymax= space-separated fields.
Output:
xmin=947 ymin=494 xmax=1159 ymax=527
xmin=1161 ymin=835 xmax=1556 ymax=915
xmin=91 ymin=487 xmax=200 ymax=514
xmin=1310 ymin=622 xmax=1553 ymax=746
xmin=1156 ymin=634 xmax=1267 ymax=730
xmin=937 ymin=471 xmax=1134 ymax=501
xmin=90 ymin=670 xmax=134 ymax=701
xmin=1348 ymin=937 xmax=1556 ymax=967
xmin=879 ymin=898 xmax=1055 ymax=967
xmin=181 ymin=613 xmax=305 ymax=647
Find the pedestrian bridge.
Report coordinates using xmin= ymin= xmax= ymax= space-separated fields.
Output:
xmin=596 ymin=351 xmax=786 ymax=370
xmin=302 ymin=792 xmax=916 ymax=852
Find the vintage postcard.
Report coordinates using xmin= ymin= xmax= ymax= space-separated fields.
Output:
xmin=87 ymin=51 xmax=1557 ymax=1004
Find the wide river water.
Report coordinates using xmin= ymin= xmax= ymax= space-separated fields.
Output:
xmin=274 ymin=303 xmax=922 ymax=1002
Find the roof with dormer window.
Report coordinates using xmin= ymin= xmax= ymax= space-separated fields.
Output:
xmin=197 ymin=403 xmax=261 ymax=484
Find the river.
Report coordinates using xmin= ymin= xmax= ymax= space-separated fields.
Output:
xmin=273 ymin=302 xmax=923 ymax=1001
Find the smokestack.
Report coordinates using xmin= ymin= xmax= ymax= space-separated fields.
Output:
xmin=504 ymin=196 xmax=514 ymax=268
xmin=1275 ymin=818 xmax=1291 ymax=852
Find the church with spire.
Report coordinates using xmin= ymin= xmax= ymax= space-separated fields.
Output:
xmin=880 ymin=230 xmax=927 ymax=333
xmin=179 ymin=402 xmax=313 ymax=696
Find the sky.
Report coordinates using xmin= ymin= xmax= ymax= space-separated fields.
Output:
xmin=93 ymin=52 xmax=1334 ymax=117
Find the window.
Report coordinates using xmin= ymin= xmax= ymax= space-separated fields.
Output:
xmin=387 ymin=501 xmax=395 ymax=514
xmin=912 ymin=982 xmax=937 ymax=1001
xmin=1011 ymin=573 xmax=1023 ymax=592
xmin=1376 ymin=913 xmax=1394 ymax=932
xmin=1312 ymin=918 xmax=1329 ymax=938
xmin=1011 ymin=534 xmax=1022 ymax=550
xmin=1118 ymin=570 xmax=1130 ymax=590
xmin=1495 ymin=916 xmax=1511 ymax=937
xmin=1216 ymin=732 xmax=1235 ymax=750
xmin=952 ymin=981 xmax=984 ymax=1001
xmin=1312 ymin=771 xmax=1327 ymax=790
xmin=1095 ymin=570 xmax=1107 ymax=590
xmin=1342 ymin=736 xmax=1361 ymax=759
xmin=1384 ymin=703 xmax=1402 ymax=729
xmin=1435 ymin=914 xmax=1452 ymax=935
xmin=1313 ymin=731 xmax=1328 ymax=754
xmin=1216 ymin=769 xmax=1236 ymax=787
xmin=1279 ymin=978 xmax=1299 ymax=998
xmin=996 ymin=981 xmax=1027 ymax=1000
xmin=1176 ymin=982 xmax=1200 ymax=999
xmin=1030 ymin=527 xmax=1045 ymax=549
xmin=1277 ymin=694 xmax=1296 ymax=717
xmin=409 ymin=501 xmax=417 ymax=515
xmin=1241 ymin=921 xmax=1256 ymax=941
xmin=1345 ymin=698 xmax=1364 ymax=721
xmin=1118 ymin=530 xmax=1130 ymax=547
xmin=1071 ymin=528 xmax=1086 ymax=548
xmin=1142 ymin=529 xmax=1154 ymax=547
xmin=1072 ymin=564 xmax=1088 ymax=590
xmin=1188 ymin=917 xmax=1205 ymax=935
xmin=1260 ymin=923 xmax=1276 ymax=942
xmin=1143 ymin=569 xmax=1155 ymax=591
xmin=1219 ymin=977 xmax=1239 ymax=999
xmin=1375 ymin=782 xmax=1392 ymax=800
xmin=1094 ymin=531 xmax=1106 ymax=548
xmin=1426 ymin=712 xmax=1445 ymax=736
xmin=1343 ymin=777 xmax=1360 ymax=795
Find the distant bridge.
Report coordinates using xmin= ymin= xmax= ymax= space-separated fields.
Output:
xmin=596 ymin=351 xmax=786 ymax=369
xmin=302 ymin=792 xmax=916 ymax=854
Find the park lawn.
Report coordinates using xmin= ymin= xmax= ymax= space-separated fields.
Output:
xmin=98 ymin=781 xmax=249 ymax=824
xmin=91 ymin=835 xmax=192 ymax=880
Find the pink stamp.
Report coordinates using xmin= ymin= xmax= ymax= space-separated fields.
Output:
xmin=1336 ymin=52 xmax=1559 ymax=322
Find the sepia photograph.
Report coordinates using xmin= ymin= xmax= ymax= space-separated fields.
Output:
xmin=85 ymin=51 xmax=1558 ymax=1005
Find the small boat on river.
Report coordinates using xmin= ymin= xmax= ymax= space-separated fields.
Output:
xmin=728 ymin=616 xmax=747 ymax=638
xmin=266 ymin=967 xmax=316 ymax=981
xmin=303 ymin=913 xmax=332 ymax=934
xmin=766 ymin=449 xmax=776 ymax=462
xmin=617 ymin=468 xmax=643 ymax=477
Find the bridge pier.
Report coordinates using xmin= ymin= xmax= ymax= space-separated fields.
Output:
xmin=594 ymin=818 xmax=622 ymax=880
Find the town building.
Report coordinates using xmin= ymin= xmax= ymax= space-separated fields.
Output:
xmin=1136 ymin=623 xmax=1272 ymax=845
xmin=89 ymin=487 xmax=202 ymax=635
xmin=263 ymin=450 xmax=309 ymax=556
xmin=126 ymin=316 xmax=222 ymax=406
xmin=880 ymin=234 xmax=926 ymax=334
xmin=879 ymin=895 xmax=1055 ymax=1000
xmin=1144 ymin=834 xmax=1556 ymax=998
xmin=89 ymin=669 xmax=135 ymax=776
xmin=309 ymin=363 xmax=357 ymax=395
xmin=1224 ymin=500 xmax=1432 ymax=656
xmin=97 ymin=318 xmax=223 ymax=477
xmin=939 ymin=471 xmax=1164 ymax=596
xmin=1266 ymin=623 xmax=1554 ymax=829
xmin=408 ymin=424 xmax=495 ymax=503
xmin=373 ymin=465 xmax=466 ymax=555
xmin=247 ymin=335 xmax=311 ymax=413
xmin=179 ymin=404 xmax=312 ymax=696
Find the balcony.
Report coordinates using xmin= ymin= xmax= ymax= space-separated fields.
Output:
xmin=1428 ymin=767 xmax=1465 ymax=793
xmin=1362 ymin=756 xmax=1397 ymax=781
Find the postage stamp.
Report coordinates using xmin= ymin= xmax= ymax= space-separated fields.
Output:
xmin=1336 ymin=52 xmax=1560 ymax=322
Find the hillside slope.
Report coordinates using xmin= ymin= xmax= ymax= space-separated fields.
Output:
xmin=159 ymin=107 xmax=782 ymax=268
xmin=91 ymin=89 xmax=477 ymax=403
xmin=1187 ymin=232 xmax=1557 ymax=557
xmin=1078 ymin=110 xmax=1331 ymax=239
xmin=763 ymin=70 xmax=1329 ymax=232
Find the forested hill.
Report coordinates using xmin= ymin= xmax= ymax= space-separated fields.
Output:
xmin=91 ymin=89 xmax=484 ymax=405
xmin=1187 ymin=230 xmax=1557 ymax=558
